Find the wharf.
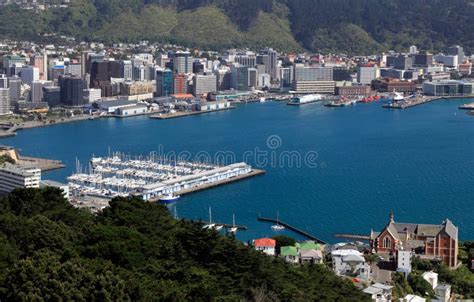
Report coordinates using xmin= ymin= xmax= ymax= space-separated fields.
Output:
xmin=287 ymin=100 xmax=323 ymax=106
xmin=257 ymin=216 xmax=327 ymax=244
xmin=334 ymin=233 xmax=371 ymax=241
xmin=149 ymin=106 xmax=236 ymax=119
xmin=173 ymin=169 xmax=265 ymax=196
xmin=17 ymin=156 xmax=65 ymax=171
xmin=382 ymin=96 xmax=437 ymax=109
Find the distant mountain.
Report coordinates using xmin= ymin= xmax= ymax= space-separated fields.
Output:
xmin=1 ymin=0 xmax=474 ymax=54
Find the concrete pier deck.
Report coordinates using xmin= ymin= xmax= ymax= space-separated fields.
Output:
xmin=149 ymin=107 xmax=236 ymax=120
xmin=175 ymin=169 xmax=265 ymax=196
xmin=257 ymin=216 xmax=327 ymax=244
xmin=17 ymin=156 xmax=65 ymax=171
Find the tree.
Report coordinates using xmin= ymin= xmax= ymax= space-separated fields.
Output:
xmin=272 ymin=235 xmax=296 ymax=254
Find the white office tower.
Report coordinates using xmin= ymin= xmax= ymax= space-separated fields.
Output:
xmin=0 ymin=88 xmax=10 ymax=115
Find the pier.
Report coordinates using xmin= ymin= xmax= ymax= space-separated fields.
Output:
xmin=174 ymin=169 xmax=265 ymax=196
xmin=17 ymin=156 xmax=65 ymax=171
xmin=334 ymin=234 xmax=371 ymax=241
xmin=257 ymin=216 xmax=327 ymax=244
xmin=149 ymin=107 xmax=236 ymax=120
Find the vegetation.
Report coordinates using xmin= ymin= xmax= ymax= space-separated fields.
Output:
xmin=0 ymin=187 xmax=369 ymax=301
xmin=410 ymin=256 xmax=474 ymax=298
xmin=0 ymin=155 xmax=15 ymax=165
xmin=3 ymin=0 xmax=474 ymax=53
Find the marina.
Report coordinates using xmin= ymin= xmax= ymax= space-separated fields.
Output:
xmin=68 ymin=153 xmax=260 ymax=203
xmin=2 ymin=100 xmax=474 ymax=242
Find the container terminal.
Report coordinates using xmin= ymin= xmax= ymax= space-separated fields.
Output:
xmin=68 ymin=153 xmax=264 ymax=204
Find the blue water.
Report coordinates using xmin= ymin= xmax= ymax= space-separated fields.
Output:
xmin=2 ymin=100 xmax=474 ymax=242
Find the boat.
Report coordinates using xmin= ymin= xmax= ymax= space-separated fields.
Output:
xmin=229 ymin=214 xmax=238 ymax=234
xmin=271 ymin=211 xmax=285 ymax=231
xmin=259 ymin=97 xmax=266 ymax=103
xmin=288 ymin=94 xmax=324 ymax=105
xmin=203 ymin=206 xmax=223 ymax=230
xmin=159 ymin=193 xmax=180 ymax=203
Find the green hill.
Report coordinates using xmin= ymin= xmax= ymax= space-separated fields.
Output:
xmin=2 ymin=0 xmax=474 ymax=53
xmin=0 ymin=188 xmax=369 ymax=300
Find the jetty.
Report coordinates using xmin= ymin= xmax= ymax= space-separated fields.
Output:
xmin=17 ymin=156 xmax=65 ymax=171
xmin=149 ymin=107 xmax=235 ymax=120
xmin=257 ymin=216 xmax=327 ymax=244
xmin=334 ymin=233 xmax=371 ymax=241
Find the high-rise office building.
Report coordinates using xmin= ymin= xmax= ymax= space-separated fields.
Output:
xmin=156 ymin=69 xmax=174 ymax=97
xmin=20 ymin=66 xmax=40 ymax=86
xmin=193 ymin=73 xmax=217 ymax=96
xmin=357 ymin=65 xmax=380 ymax=84
xmin=30 ymin=81 xmax=52 ymax=103
xmin=120 ymin=60 xmax=133 ymax=80
xmin=259 ymin=48 xmax=278 ymax=82
xmin=248 ymin=68 xmax=258 ymax=89
xmin=216 ymin=69 xmax=231 ymax=91
xmin=59 ymin=75 xmax=85 ymax=107
xmin=172 ymin=51 xmax=193 ymax=74
xmin=230 ymin=65 xmax=249 ymax=91
xmin=3 ymin=55 xmax=26 ymax=76
xmin=0 ymin=74 xmax=8 ymax=88
xmin=294 ymin=65 xmax=333 ymax=81
xmin=0 ymin=88 xmax=10 ymax=115
xmin=173 ymin=73 xmax=188 ymax=94
xmin=30 ymin=54 xmax=45 ymax=80
xmin=7 ymin=76 xmax=21 ymax=105
xmin=43 ymin=86 xmax=61 ymax=107
xmin=280 ymin=67 xmax=293 ymax=91
xmin=235 ymin=51 xmax=257 ymax=67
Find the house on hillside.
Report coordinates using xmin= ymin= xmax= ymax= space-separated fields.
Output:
xmin=280 ymin=246 xmax=299 ymax=264
xmin=253 ymin=238 xmax=276 ymax=256
xmin=331 ymin=249 xmax=371 ymax=281
xmin=362 ymin=283 xmax=393 ymax=302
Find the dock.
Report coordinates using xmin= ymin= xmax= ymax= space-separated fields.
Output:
xmin=149 ymin=107 xmax=236 ymax=120
xmin=382 ymin=96 xmax=437 ymax=109
xmin=257 ymin=216 xmax=327 ymax=244
xmin=17 ymin=156 xmax=65 ymax=171
xmin=334 ymin=234 xmax=371 ymax=241
xmin=174 ymin=169 xmax=265 ymax=196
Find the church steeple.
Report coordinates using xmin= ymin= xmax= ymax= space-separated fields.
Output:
xmin=389 ymin=210 xmax=394 ymax=223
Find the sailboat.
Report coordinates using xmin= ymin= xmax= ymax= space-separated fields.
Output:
xmin=271 ymin=211 xmax=285 ymax=231
xmin=229 ymin=214 xmax=238 ymax=234
xmin=203 ymin=207 xmax=223 ymax=230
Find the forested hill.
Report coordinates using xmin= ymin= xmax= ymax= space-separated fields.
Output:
xmin=1 ymin=0 xmax=474 ymax=53
xmin=0 ymin=187 xmax=369 ymax=300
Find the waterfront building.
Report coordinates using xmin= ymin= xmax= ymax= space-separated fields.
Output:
xmin=294 ymin=65 xmax=333 ymax=81
xmin=215 ymin=69 xmax=231 ymax=91
xmin=371 ymin=78 xmax=416 ymax=93
xmin=0 ymin=88 xmax=10 ymax=115
xmin=370 ymin=212 xmax=459 ymax=267
xmin=156 ymin=69 xmax=174 ymax=97
xmin=42 ymin=86 xmax=61 ymax=107
xmin=280 ymin=66 xmax=293 ymax=91
xmin=253 ymin=238 xmax=276 ymax=256
xmin=59 ymin=75 xmax=85 ymax=107
xmin=197 ymin=100 xmax=230 ymax=111
xmin=173 ymin=73 xmax=188 ymax=95
xmin=193 ymin=73 xmax=217 ymax=97
xmin=357 ymin=65 xmax=380 ymax=84
xmin=172 ymin=51 xmax=193 ymax=74
xmin=422 ymin=80 xmax=473 ymax=97
xmin=0 ymin=163 xmax=41 ymax=193
xmin=335 ymin=84 xmax=371 ymax=97
xmin=258 ymin=73 xmax=271 ymax=88
xmin=248 ymin=68 xmax=258 ymax=89
xmin=20 ymin=66 xmax=39 ymax=86
xmin=84 ymin=88 xmax=102 ymax=103
xmin=230 ymin=65 xmax=250 ymax=91
xmin=291 ymin=80 xmax=335 ymax=94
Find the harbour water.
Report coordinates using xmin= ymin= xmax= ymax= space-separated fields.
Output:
xmin=2 ymin=99 xmax=474 ymax=242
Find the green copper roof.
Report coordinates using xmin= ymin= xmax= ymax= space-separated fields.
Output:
xmin=299 ymin=241 xmax=321 ymax=250
xmin=280 ymin=246 xmax=298 ymax=257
